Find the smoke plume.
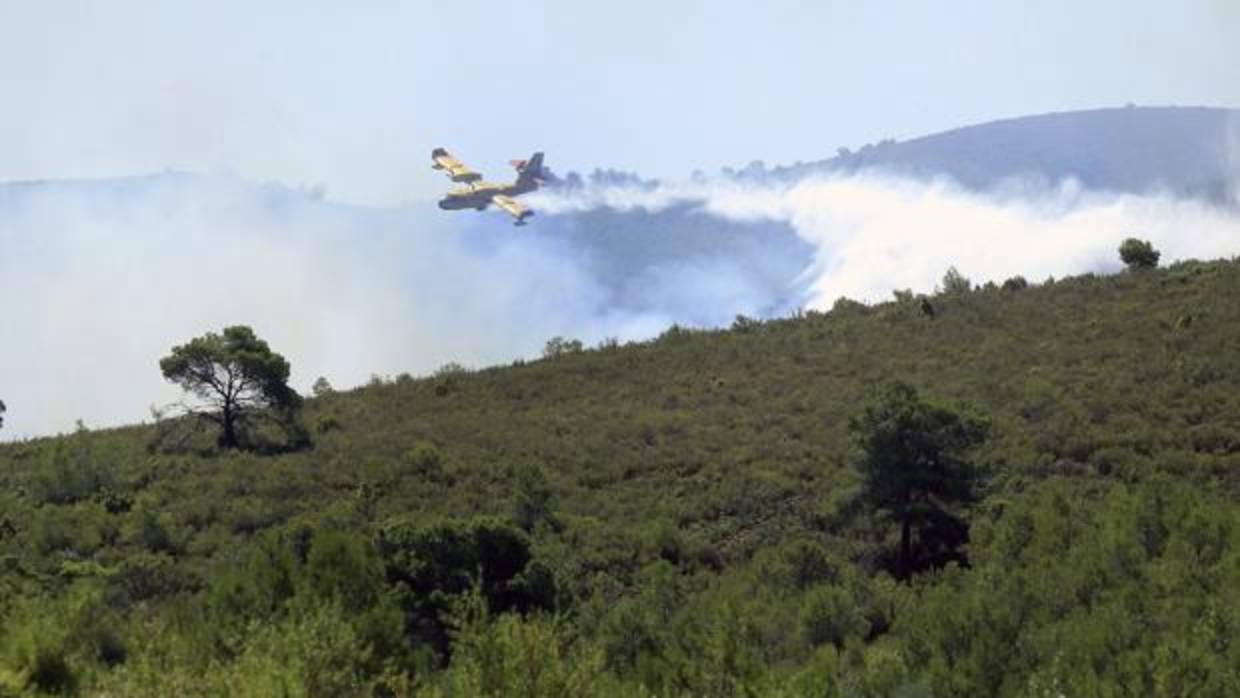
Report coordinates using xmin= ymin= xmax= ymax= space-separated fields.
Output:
xmin=3 ymin=167 xmax=1240 ymax=438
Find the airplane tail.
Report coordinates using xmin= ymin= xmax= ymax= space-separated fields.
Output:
xmin=511 ymin=152 xmax=547 ymax=187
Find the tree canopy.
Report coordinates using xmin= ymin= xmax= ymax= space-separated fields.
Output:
xmin=1119 ymin=237 xmax=1161 ymax=269
xmin=850 ymin=382 xmax=988 ymax=578
xmin=159 ymin=325 xmax=301 ymax=449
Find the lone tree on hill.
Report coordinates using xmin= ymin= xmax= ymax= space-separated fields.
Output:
xmin=0 ymin=399 xmax=5 ymax=431
xmin=850 ymin=382 xmax=988 ymax=579
xmin=160 ymin=326 xmax=302 ymax=450
xmin=1119 ymin=237 xmax=1160 ymax=270
xmin=939 ymin=266 xmax=973 ymax=295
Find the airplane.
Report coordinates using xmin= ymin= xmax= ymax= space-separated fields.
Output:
xmin=432 ymin=147 xmax=547 ymax=226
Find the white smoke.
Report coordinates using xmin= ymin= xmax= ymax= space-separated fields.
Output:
xmin=1228 ymin=111 xmax=1240 ymax=201
xmin=536 ymin=173 xmax=1240 ymax=306
xmin=709 ymin=176 xmax=1240 ymax=305
xmin=0 ymin=175 xmax=645 ymax=438
xmin=4 ymin=169 xmax=1240 ymax=439
xmin=525 ymin=179 xmax=739 ymax=214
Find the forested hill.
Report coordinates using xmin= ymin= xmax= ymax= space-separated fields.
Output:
xmin=771 ymin=106 xmax=1240 ymax=201
xmin=2 ymin=257 xmax=1240 ymax=695
xmin=5 ymin=107 xmax=1237 ymax=441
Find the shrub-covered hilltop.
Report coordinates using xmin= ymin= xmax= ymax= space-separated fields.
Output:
xmin=3 ymin=257 xmax=1240 ymax=696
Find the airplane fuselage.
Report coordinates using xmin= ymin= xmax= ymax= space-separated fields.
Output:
xmin=437 ymin=180 xmax=538 ymax=210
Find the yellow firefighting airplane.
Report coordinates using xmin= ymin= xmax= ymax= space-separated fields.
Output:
xmin=432 ymin=148 xmax=547 ymax=226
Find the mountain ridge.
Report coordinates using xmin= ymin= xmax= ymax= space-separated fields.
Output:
xmin=5 ymin=106 xmax=1238 ymax=202
xmin=764 ymin=105 xmax=1240 ymax=201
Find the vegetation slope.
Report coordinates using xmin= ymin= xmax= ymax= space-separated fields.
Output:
xmin=2 ymin=256 xmax=1240 ymax=696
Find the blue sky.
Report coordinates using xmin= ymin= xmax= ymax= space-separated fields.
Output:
xmin=2 ymin=1 xmax=1237 ymax=204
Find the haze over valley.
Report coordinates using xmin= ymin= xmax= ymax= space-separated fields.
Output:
xmin=3 ymin=106 xmax=1239 ymax=437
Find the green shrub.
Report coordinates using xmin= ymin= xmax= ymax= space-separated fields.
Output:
xmin=512 ymin=463 xmax=555 ymax=532
xmin=1002 ymin=275 xmax=1029 ymax=291
xmin=543 ymin=337 xmax=584 ymax=359
xmin=1119 ymin=237 xmax=1160 ymax=269
xmin=28 ymin=438 xmax=117 ymax=506
xmin=105 ymin=552 xmax=195 ymax=608
xmin=377 ymin=516 xmax=553 ymax=657
xmin=799 ymin=584 xmax=865 ymax=649
xmin=938 ymin=266 xmax=973 ymax=295
xmin=311 ymin=376 xmax=334 ymax=397
xmin=778 ymin=539 xmax=842 ymax=590
xmin=315 ymin=415 xmax=342 ymax=433
xmin=427 ymin=597 xmax=609 ymax=698
xmin=302 ymin=529 xmax=385 ymax=611
xmin=405 ymin=442 xmax=444 ymax=480
xmin=220 ymin=601 xmax=384 ymax=697
xmin=731 ymin=315 xmax=762 ymax=333
xmin=830 ymin=296 xmax=868 ymax=316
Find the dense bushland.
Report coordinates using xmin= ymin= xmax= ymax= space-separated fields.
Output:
xmin=2 ymin=257 xmax=1240 ymax=695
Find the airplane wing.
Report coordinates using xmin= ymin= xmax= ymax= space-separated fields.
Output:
xmin=431 ymin=147 xmax=483 ymax=183
xmin=491 ymin=194 xmax=534 ymax=225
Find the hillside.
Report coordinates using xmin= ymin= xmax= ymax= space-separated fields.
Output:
xmin=7 ymin=106 xmax=1239 ymax=437
xmin=0 ymin=172 xmax=813 ymax=439
xmin=2 ymin=256 xmax=1239 ymax=695
xmin=771 ymin=106 xmax=1240 ymax=202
